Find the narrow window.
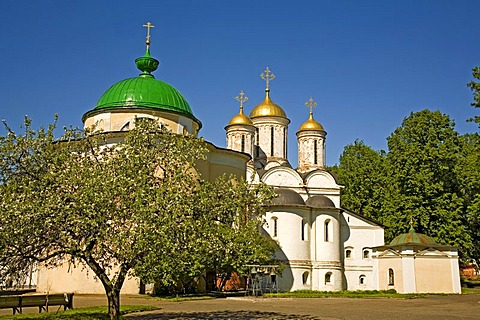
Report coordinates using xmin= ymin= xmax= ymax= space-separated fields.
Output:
xmin=388 ymin=269 xmax=394 ymax=286
xmin=363 ymin=250 xmax=369 ymax=259
xmin=359 ymin=275 xmax=366 ymax=285
xmin=301 ymin=220 xmax=305 ymax=241
xmin=270 ymin=127 xmax=274 ymax=156
xmin=255 ymin=128 xmax=259 ymax=157
xmin=314 ymin=140 xmax=318 ymax=164
xmin=272 ymin=217 xmax=278 ymax=237
xmin=324 ymin=220 xmax=330 ymax=242
xmin=302 ymin=272 xmax=309 ymax=285
xmin=325 ymin=272 xmax=332 ymax=284
xmin=345 ymin=249 xmax=352 ymax=258
xmin=241 ymin=135 xmax=245 ymax=153
xmin=283 ymin=127 xmax=287 ymax=158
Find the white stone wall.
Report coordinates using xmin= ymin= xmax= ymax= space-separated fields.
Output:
xmin=297 ymin=130 xmax=326 ymax=172
xmin=225 ymin=124 xmax=255 ymax=157
xmin=252 ymin=117 xmax=290 ymax=162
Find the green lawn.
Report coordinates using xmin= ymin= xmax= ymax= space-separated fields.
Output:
xmin=264 ymin=290 xmax=425 ymax=299
xmin=0 ymin=305 xmax=157 ymax=320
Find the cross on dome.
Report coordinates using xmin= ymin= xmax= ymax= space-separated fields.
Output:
xmin=235 ymin=90 xmax=248 ymax=111
xmin=143 ymin=22 xmax=155 ymax=48
xmin=261 ymin=67 xmax=275 ymax=90
xmin=305 ymin=97 xmax=317 ymax=116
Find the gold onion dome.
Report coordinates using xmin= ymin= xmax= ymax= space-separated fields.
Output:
xmin=249 ymin=67 xmax=287 ymax=119
xmin=299 ymin=113 xmax=324 ymax=131
xmin=228 ymin=108 xmax=253 ymax=125
xmin=299 ymin=97 xmax=324 ymax=132
xmin=227 ymin=90 xmax=253 ymax=126
xmin=249 ymin=89 xmax=287 ymax=118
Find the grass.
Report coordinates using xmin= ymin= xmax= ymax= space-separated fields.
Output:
xmin=461 ymin=287 xmax=480 ymax=294
xmin=145 ymin=294 xmax=215 ymax=302
xmin=264 ymin=290 xmax=425 ymax=299
xmin=0 ymin=305 xmax=157 ymax=320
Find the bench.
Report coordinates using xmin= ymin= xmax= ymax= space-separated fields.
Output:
xmin=0 ymin=293 xmax=74 ymax=314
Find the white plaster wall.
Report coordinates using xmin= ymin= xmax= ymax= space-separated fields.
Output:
xmin=265 ymin=209 xmax=310 ymax=262
xmin=252 ymin=117 xmax=289 ymax=162
xmin=297 ymin=131 xmax=326 ymax=171
xmin=226 ymin=125 xmax=255 ymax=157
xmin=315 ymin=213 xmax=341 ymax=262
xmin=341 ymin=211 xmax=384 ymax=290
xmin=36 ymin=261 xmax=140 ymax=294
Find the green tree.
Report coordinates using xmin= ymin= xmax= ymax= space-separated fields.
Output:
xmin=383 ymin=110 xmax=471 ymax=254
xmin=329 ymin=140 xmax=386 ymax=221
xmin=467 ymin=67 xmax=480 ymax=126
xmin=455 ymin=133 xmax=480 ymax=261
xmin=0 ymin=117 xmax=276 ymax=320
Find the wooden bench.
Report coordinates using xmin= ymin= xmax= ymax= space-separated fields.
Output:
xmin=0 ymin=293 xmax=74 ymax=314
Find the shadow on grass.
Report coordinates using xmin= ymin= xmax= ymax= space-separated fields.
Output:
xmin=126 ymin=310 xmax=322 ymax=320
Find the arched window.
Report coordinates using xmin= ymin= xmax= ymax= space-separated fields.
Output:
xmin=270 ymin=127 xmax=275 ymax=156
xmin=302 ymin=271 xmax=309 ymax=285
xmin=345 ymin=249 xmax=352 ymax=259
xmin=388 ymin=268 xmax=394 ymax=286
xmin=359 ymin=275 xmax=366 ymax=285
xmin=272 ymin=217 xmax=278 ymax=237
xmin=325 ymin=272 xmax=332 ymax=284
xmin=314 ymin=140 xmax=318 ymax=164
xmin=324 ymin=219 xmax=331 ymax=242
xmin=363 ymin=250 xmax=370 ymax=259
xmin=241 ymin=135 xmax=245 ymax=153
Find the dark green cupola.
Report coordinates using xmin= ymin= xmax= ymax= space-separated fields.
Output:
xmin=82 ymin=25 xmax=201 ymax=128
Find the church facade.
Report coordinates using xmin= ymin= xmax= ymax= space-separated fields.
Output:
xmin=224 ymin=69 xmax=384 ymax=291
xmin=34 ymin=24 xmax=460 ymax=294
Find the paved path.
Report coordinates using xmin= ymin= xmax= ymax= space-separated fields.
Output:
xmin=121 ymin=295 xmax=480 ymax=320
xmin=1 ymin=294 xmax=480 ymax=319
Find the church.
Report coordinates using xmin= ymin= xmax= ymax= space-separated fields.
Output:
xmin=36 ymin=24 xmax=461 ymax=294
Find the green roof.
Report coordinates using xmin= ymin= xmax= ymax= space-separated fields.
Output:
xmin=95 ymin=76 xmax=193 ymax=115
xmin=83 ymin=48 xmax=201 ymax=127
xmin=389 ymin=227 xmax=438 ymax=246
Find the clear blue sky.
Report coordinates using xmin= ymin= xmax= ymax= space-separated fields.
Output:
xmin=0 ymin=0 xmax=478 ymax=166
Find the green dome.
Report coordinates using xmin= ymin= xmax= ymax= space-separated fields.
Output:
xmin=94 ymin=76 xmax=194 ymax=117
xmin=83 ymin=48 xmax=201 ymax=127
xmin=390 ymin=227 xmax=438 ymax=246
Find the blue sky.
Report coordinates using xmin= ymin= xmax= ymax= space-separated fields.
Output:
xmin=0 ymin=0 xmax=478 ymax=166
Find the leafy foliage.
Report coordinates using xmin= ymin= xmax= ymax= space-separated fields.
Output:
xmin=328 ymin=140 xmax=386 ymax=221
xmin=467 ymin=67 xmax=480 ymax=126
xmin=333 ymin=110 xmax=478 ymax=259
xmin=0 ymin=118 xmax=277 ymax=319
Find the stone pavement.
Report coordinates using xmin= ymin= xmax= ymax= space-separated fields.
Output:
xmin=1 ymin=294 xmax=480 ymax=319
xmin=121 ymin=295 xmax=480 ymax=320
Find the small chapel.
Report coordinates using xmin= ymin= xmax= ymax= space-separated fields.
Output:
xmin=35 ymin=23 xmax=460 ymax=294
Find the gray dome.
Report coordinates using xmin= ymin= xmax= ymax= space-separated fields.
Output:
xmin=306 ymin=195 xmax=335 ymax=208
xmin=272 ymin=188 xmax=305 ymax=206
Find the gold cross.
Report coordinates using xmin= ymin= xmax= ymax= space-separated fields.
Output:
xmin=305 ymin=97 xmax=317 ymax=115
xmin=235 ymin=90 xmax=248 ymax=111
xmin=261 ymin=67 xmax=275 ymax=90
xmin=143 ymin=22 xmax=155 ymax=46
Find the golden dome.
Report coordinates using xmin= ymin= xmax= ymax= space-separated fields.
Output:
xmin=227 ymin=107 xmax=253 ymax=126
xmin=299 ymin=112 xmax=324 ymax=132
xmin=249 ymin=89 xmax=287 ymax=119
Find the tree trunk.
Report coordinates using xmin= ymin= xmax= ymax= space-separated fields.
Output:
xmin=106 ymin=288 xmax=121 ymax=320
